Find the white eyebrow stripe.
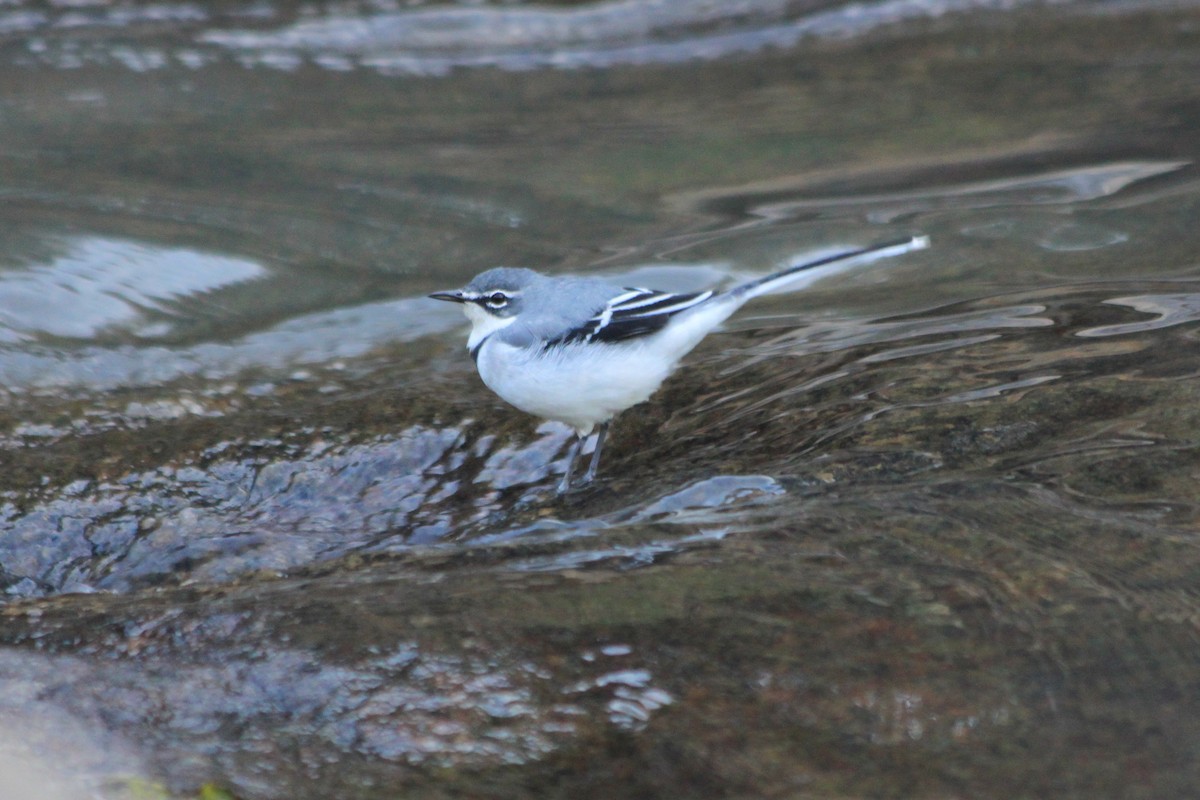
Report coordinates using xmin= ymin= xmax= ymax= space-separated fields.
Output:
xmin=471 ymin=289 xmax=521 ymax=305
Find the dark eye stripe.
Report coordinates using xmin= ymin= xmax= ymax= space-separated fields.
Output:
xmin=469 ymin=291 xmax=511 ymax=310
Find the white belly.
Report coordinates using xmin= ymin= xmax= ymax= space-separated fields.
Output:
xmin=476 ymin=339 xmax=676 ymax=434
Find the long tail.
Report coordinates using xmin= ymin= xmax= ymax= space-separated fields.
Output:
xmin=730 ymin=234 xmax=929 ymax=303
xmin=655 ymin=234 xmax=929 ymax=365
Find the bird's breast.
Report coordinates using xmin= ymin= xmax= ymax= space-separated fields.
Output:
xmin=475 ymin=339 xmax=676 ymax=434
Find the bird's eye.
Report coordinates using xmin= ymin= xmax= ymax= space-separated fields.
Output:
xmin=486 ymin=292 xmax=509 ymax=308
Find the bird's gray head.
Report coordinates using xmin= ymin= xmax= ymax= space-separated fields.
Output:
xmin=429 ymin=267 xmax=541 ymax=320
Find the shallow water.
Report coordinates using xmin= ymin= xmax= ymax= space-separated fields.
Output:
xmin=2 ymin=0 xmax=1200 ymax=797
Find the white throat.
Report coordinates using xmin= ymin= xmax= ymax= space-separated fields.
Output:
xmin=463 ymin=303 xmax=517 ymax=350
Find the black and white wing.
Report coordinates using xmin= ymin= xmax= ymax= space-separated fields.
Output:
xmin=548 ymin=287 xmax=715 ymax=347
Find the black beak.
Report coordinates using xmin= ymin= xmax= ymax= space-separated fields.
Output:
xmin=429 ymin=290 xmax=467 ymax=303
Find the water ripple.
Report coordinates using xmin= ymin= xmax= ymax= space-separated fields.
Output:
xmin=11 ymin=0 xmax=1171 ymax=75
xmin=1077 ymin=293 xmax=1200 ymax=338
xmin=732 ymin=304 xmax=1054 ymax=369
xmin=0 ymin=236 xmax=265 ymax=342
xmin=738 ymin=161 xmax=1187 ymax=225
xmin=632 ymin=475 xmax=785 ymax=520
xmin=196 ymin=0 xmax=1038 ymax=74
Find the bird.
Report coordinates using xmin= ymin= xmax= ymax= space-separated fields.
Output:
xmin=430 ymin=235 xmax=928 ymax=493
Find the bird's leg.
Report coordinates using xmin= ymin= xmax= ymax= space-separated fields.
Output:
xmin=557 ymin=433 xmax=586 ymax=495
xmin=580 ymin=421 xmax=610 ymax=485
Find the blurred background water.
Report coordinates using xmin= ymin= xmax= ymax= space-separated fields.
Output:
xmin=2 ymin=0 xmax=1200 ymax=797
